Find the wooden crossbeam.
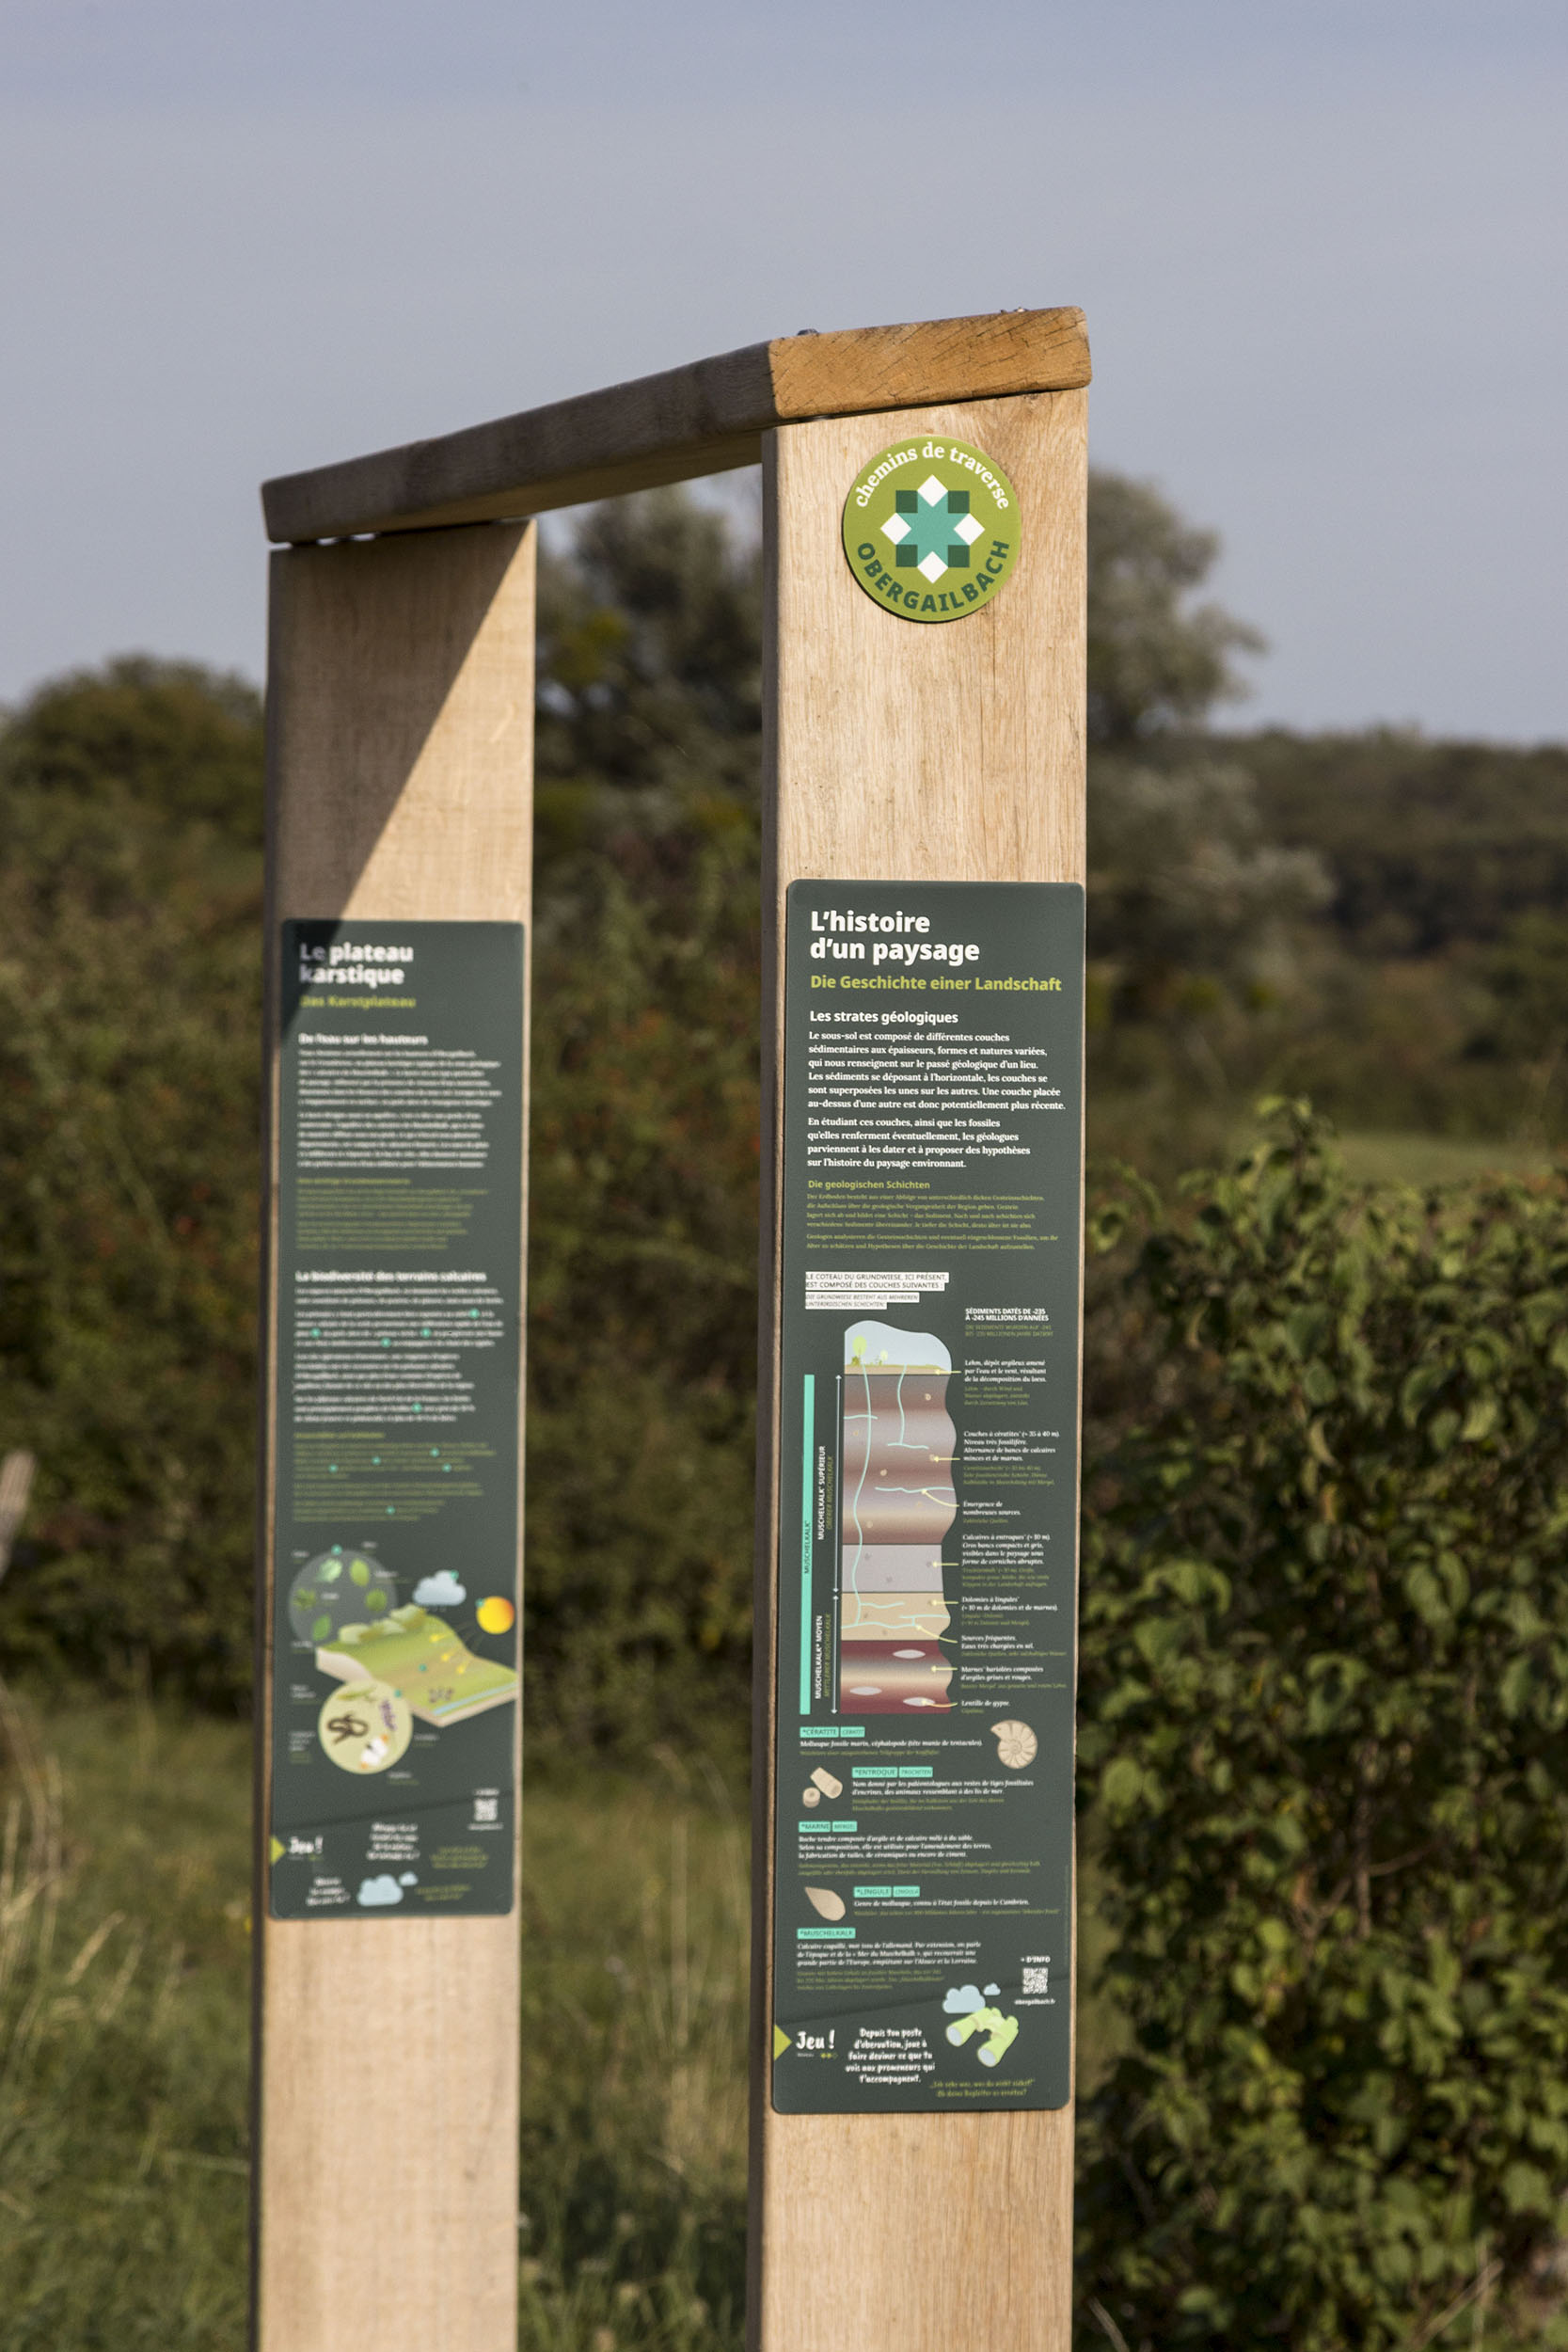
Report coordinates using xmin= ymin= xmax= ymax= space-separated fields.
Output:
xmin=261 ymin=310 xmax=1090 ymax=544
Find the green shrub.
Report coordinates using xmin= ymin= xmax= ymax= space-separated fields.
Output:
xmin=1078 ymin=1104 xmax=1568 ymax=2348
xmin=527 ymin=859 xmax=758 ymax=1761
xmin=0 ymin=662 xmax=263 ymax=1701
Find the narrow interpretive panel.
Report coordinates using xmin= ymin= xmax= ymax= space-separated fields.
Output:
xmin=269 ymin=920 xmax=524 ymax=1920
xmin=771 ymin=881 xmax=1084 ymax=2111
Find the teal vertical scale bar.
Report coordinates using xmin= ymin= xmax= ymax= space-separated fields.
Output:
xmin=800 ymin=1375 xmax=815 ymax=1714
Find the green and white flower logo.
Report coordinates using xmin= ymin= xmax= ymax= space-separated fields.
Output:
xmin=842 ymin=436 xmax=1022 ymax=623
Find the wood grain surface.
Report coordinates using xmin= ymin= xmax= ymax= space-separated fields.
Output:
xmin=261 ymin=310 xmax=1089 ymax=545
xmin=750 ymin=391 xmax=1087 ymax=2352
xmin=253 ymin=521 xmax=534 ymax=2352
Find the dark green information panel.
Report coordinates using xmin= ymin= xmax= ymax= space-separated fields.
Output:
xmin=269 ymin=921 xmax=524 ymax=1920
xmin=771 ymin=881 xmax=1084 ymax=2111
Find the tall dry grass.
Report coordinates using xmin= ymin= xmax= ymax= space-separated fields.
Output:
xmin=0 ymin=1675 xmax=251 ymax=2345
xmin=0 ymin=1682 xmax=752 ymax=2350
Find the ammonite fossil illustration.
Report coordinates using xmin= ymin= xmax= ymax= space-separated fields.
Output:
xmin=991 ymin=1719 xmax=1037 ymax=1770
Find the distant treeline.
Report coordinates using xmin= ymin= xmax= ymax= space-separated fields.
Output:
xmin=1245 ymin=728 xmax=1568 ymax=953
xmin=2 ymin=480 xmax=1568 ymax=1739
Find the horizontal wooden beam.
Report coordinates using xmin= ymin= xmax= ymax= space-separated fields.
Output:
xmin=261 ymin=309 xmax=1089 ymax=544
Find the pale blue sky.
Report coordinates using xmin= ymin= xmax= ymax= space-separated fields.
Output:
xmin=2 ymin=0 xmax=1563 ymax=738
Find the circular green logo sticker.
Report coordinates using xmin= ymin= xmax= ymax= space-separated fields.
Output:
xmin=843 ymin=437 xmax=1021 ymax=622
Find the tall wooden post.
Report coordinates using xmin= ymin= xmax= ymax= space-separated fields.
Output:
xmin=253 ymin=521 xmax=534 ymax=2352
xmin=750 ymin=389 xmax=1087 ymax=2349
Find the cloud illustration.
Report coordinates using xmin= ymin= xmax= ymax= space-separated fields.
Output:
xmin=356 ymin=1874 xmax=404 ymax=1907
xmin=413 ymin=1569 xmax=467 ymax=1607
xmin=984 ymin=1982 xmax=1001 ymax=1996
xmin=399 ymin=1871 xmax=418 ymax=1886
xmin=942 ymin=1983 xmax=986 ymax=2016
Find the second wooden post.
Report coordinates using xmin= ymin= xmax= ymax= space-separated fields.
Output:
xmin=751 ymin=387 xmax=1087 ymax=2350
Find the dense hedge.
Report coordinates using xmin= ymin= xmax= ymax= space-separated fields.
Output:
xmin=1078 ymin=1104 xmax=1568 ymax=2347
xmin=0 ymin=661 xmax=264 ymax=1701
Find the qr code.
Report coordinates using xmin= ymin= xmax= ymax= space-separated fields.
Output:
xmin=1022 ymin=1964 xmax=1052 ymax=1994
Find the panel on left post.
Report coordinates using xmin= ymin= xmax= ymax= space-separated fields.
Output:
xmin=254 ymin=522 xmax=534 ymax=2352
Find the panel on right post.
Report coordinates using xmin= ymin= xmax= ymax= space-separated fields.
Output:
xmin=770 ymin=876 xmax=1084 ymax=2116
xmin=752 ymin=387 xmax=1087 ymax=2352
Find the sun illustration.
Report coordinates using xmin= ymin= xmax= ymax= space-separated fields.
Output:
xmin=476 ymin=1595 xmax=515 ymax=1635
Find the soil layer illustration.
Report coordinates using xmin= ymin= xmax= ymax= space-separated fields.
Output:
xmin=839 ymin=1319 xmax=955 ymax=1714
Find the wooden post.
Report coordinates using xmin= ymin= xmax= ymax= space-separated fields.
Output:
xmin=0 ymin=1451 xmax=36 ymax=1586
xmin=253 ymin=521 xmax=534 ymax=2352
xmin=750 ymin=389 xmax=1087 ymax=2350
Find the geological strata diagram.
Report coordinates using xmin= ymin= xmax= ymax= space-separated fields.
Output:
xmin=838 ymin=1319 xmax=956 ymax=1713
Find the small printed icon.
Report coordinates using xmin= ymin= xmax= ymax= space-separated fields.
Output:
xmin=942 ymin=1981 xmax=1021 ymax=2069
xmin=991 ymin=1719 xmax=1037 ymax=1770
xmin=288 ymin=1548 xmax=397 ymax=1645
xmin=413 ymin=1569 xmax=467 ymax=1607
xmin=317 ymin=1678 xmax=412 ymax=1774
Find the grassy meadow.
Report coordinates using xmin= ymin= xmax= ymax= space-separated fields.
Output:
xmin=0 ymin=1682 xmax=746 ymax=2349
xmin=0 ymin=1681 xmax=1131 ymax=2349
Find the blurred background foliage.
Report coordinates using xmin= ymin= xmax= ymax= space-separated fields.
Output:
xmin=6 ymin=478 xmax=1568 ymax=2344
xmin=4 ymin=474 xmax=1567 ymax=1734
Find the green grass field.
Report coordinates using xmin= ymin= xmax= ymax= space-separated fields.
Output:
xmin=1333 ymin=1130 xmax=1557 ymax=1186
xmin=0 ymin=1683 xmax=750 ymax=2349
xmin=0 ymin=1682 xmax=1130 ymax=2348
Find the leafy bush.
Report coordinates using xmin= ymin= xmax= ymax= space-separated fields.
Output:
xmin=528 ymin=861 xmax=759 ymax=1757
xmin=1078 ymin=1105 xmax=1568 ymax=2348
xmin=0 ymin=662 xmax=264 ymax=1700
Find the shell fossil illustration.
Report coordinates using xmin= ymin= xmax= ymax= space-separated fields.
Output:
xmin=804 ymin=1886 xmax=847 ymax=1921
xmin=991 ymin=1719 xmax=1037 ymax=1770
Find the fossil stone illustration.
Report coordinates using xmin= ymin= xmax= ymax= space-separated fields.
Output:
xmin=991 ymin=1719 xmax=1037 ymax=1769
xmin=804 ymin=1886 xmax=847 ymax=1921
